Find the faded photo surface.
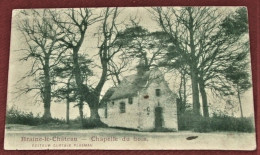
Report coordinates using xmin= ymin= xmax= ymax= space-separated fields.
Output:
xmin=4 ymin=7 xmax=256 ymax=150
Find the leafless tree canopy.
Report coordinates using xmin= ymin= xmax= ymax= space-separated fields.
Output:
xmin=14 ymin=7 xmax=251 ymax=125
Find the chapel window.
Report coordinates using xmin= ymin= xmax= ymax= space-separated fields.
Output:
xmin=128 ymin=97 xmax=133 ymax=104
xmin=156 ymin=89 xmax=161 ymax=97
xmin=120 ymin=102 xmax=126 ymax=113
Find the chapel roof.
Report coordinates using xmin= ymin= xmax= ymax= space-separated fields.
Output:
xmin=99 ymin=87 xmax=116 ymax=108
xmin=109 ymin=69 xmax=160 ymax=100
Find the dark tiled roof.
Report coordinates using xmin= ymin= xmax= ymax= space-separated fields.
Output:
xmin=109 ymin=71 xmax=150 ymax=100
xmin=99 ymin=87 xmax=116 ymax=108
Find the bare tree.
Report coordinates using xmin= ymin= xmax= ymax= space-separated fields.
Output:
xmin=196 ymin=7 xmax=250 ymax=117
xmin=52 ymin=52 xmax=93 ymax=124
xmin=150 ymin=7 xmax=248 ymax=117
xmin=159 ymin=42 xmax=191 ymax=114
xmin=221 ymin=7 xmax=251 ymax=118
xmin=116 ymin=25 xmax=168 ymax=70
xmin=49 ymin=8 xmax=122 ymax=126
xmin=150 ymin=7 xmax=211 ymax=116
xmin=16 ymin=9 xmax=67 ymax=120
xmin=107 ymin=56 xmax=129 ymax=86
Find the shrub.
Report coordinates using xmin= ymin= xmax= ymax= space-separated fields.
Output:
xmin=6 ymin=107 xmax=65 ymax=126
xmin=209 ymin=114 xmax=255 ymax=132
xmin=178 ymin=111 xmax=255 ymax=132
xmin=68 ymin=116 xmax=107 ymax=129
xmin=6 ymin=107 xmax=40 ymax=125
xmin=82 ymin=118 xmax=108 ymax=129
xmin=193 ymin=116 xmax=211 ymax=132
xmin=178 ymin=110 xmax=195 ymax=130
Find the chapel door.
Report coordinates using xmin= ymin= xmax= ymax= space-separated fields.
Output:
xmin=155 ymin=106 xmax=163 ymax=129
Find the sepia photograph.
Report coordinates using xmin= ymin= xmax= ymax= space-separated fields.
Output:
xmin=4 ymin=7 xmax=256 ymax=150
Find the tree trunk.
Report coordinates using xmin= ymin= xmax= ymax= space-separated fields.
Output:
xmin=72 ymin=48 xmax=85 ymax=95
xmin=66 ymin=97 xmax=70 ymax=124
xmin=199 ymin=79 xmax=209 ymax=117
xmin=78 ymin=98 xmax=84 ymax=127
xmin=183 ymin=73 xmax=187 ymax=112
xmin=42 ymin=59 xmax=52 ymax=120
xmin=90 ymin=107 xmax=100 ymax=120
xmin=86 ymin=95 xmax=107 ymax=127
xmin=105 ymin=102 xmax=108 ymax=118
xmin=72 ymin=47 xmax=88 ymax=127
xmin=187 ymin=9 xmax=200 ymax=116
xmin=178 ymin=73 xmax=184 ymax=114
xmin=66 ymin=77 xmax=72 ymax=125
xmin=115 ymin=73 xmax=121 ymax=85
xmin=43 ymin=107 xmax=51 ymax=120
xmin=237 ymin=84 xmax=244 ymax=118
xmin=190 ymin=67 xmax=200 ymax=116
xmin=88 ymin=95 xmax=101 ymax=120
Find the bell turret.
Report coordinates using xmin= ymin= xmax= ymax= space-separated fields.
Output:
xmin=136 ymin=59 xmax=149 ymax=76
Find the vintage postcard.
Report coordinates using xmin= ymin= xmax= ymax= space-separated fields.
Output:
xmin=4 ymin=7 xmax=256 ymax=150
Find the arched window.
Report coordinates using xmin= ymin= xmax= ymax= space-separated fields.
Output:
xmin=120 ymin=102 xmax=126 ymax=113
